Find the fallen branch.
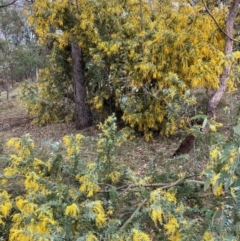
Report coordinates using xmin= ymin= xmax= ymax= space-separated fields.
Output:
xmin=119 ymin=198 xmax=148 ymax=232
xmin=99 ymin=177 xmax=205 ymax=193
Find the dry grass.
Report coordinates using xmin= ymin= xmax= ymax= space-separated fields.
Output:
xmin=0 ymin=88 xmax=239 ymax=177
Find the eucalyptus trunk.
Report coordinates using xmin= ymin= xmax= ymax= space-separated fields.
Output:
xmin=173 ymin=0 xmax=239 ymax=157
xmin=207 ymin=0 xmax=239 ymax=119
xmin=71 ymin=42 xmax=92 ymax=129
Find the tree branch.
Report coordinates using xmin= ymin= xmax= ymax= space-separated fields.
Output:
xmin=201 ymin=0 xmax=240 ymax=43
xmin=119 ymin=198 xmax=147 ymax=231
xmin=0 ymin=0 xmax=18 ymax=8
xmin=99 ymin=177 xmax=205 ymax=193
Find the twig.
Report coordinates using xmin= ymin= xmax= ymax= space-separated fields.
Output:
xmin=186 ymin=179 xmax=205 ymax=185
xmin=0 ymin=0 xmax=17 ymax=8
xmin=119 ymin=198 xmax=148 ymax=232
xmin=201 ymin=0 xmax=240 ymax=43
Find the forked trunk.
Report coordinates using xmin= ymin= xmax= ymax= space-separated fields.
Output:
xmin=71 ymin=42 xmax=92 ymax=129
xmin=207 ymin=0 xmax=239 ymax=119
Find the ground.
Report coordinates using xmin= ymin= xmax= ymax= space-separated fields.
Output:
xmin=0 ymin=87 xmax=239 ymax=177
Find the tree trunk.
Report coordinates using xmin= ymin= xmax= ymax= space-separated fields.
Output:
xmin=207 ymin=0 xmax=239 ymax=119
xmin=173 ymin=0 xmax=239 ymax=157
xmin=71 ymin=42 xmax=92 ymax=129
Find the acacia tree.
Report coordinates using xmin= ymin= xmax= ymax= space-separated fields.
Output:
xmin=26 ymin=0 xmax=92 ymax=128
xmin=23 ymin=0 xmax=240 ymax=137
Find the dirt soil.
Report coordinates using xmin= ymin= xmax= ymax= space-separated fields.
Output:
xmin=0 ymin=88 xmax=239 ymax=177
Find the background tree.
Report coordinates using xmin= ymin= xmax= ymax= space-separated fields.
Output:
xmin=0 ymin=0 xmax=42 ymax=98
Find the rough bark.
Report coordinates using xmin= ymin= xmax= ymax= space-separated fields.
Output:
xmin=71 ymin=42 xmax=92 ymax=129
xmin=207 ymin=0 xmax=239 ymax=119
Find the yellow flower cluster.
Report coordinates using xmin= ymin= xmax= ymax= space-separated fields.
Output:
xmin=0 ymin=190 xmax=12 ymax=225
xmin=9 ymin=193 xmax=56 ymax=240
xmin=15 ymin=197 xmax=36 ymax=215
xmin=65 ymin=203 xmax=80 ymax=218
xmin=150 ymin=188 xmax=176 ymax=204
xmin=108 ymin=171 xmax=121 ymax=183
xmin=151 ymin=208 xmax=163 ymax=226
xmin=63 ymin=134 xmax=84 ymax=159
xmin=149 ymin=188 xmax=184 ymax=240
xmin=132 ymin=228 xmax=151 ymax=241
xmin=210 ymin=174 xmax=223 ymax=196
xmin=6 ymin=135 xmax=34 ymax=159
xmin=164 ymin=217 xmax=179 ymax=235
xmin=86 ymin=232 xmax=99 ymax=241
xmin=202 ymin=231 xmax=215 ymax=241
xmin=24 ymin=172 xmax=40 ymax=192
xmin=77 ymin=174 xmax=100 ymax=197
xmin=91 ymin=201 xmax=107 ymax=228
xmin=209 ymin=147 xmax=221 ymax=161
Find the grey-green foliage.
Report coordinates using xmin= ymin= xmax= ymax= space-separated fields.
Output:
xmin=0 ymin=2 xmax=44 ymax=84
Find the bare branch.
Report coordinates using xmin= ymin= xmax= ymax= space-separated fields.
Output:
xmin=99 ymin=176 xmax=204 ymax=193
xmin=0 ymin=0 xmax=18 ymax=8
xmin=201 ymin=0 xmax=240 ymax=43
xmin=119 ymin=198 xmax=147 ymax=231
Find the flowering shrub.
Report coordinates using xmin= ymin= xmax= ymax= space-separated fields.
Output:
xmin=1 ymin=115 xmax=240 ymax=240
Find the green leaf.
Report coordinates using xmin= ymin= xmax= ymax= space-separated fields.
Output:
xmin=109 ymin=187 xmax=118 ymax=202
xmin=233 ymin=124 xmax=240 ymax=136
xmin=213 ymin=177 xmax=222 ymax=194
xmin=212 ymin=210 xmax=222 ymax=225
xmin=232 ymin=179 xmax=240 ymax=188
xmin=204 ymin=177 xmax=211 ymax=191
xmin=235 ymin=221 xmax=240 ymax=233
xmin=219 ymin=214 xmax=226 ymax=230
xmin=191 ymin=114 xmax=207 ymax=120
xmin=202 ymin=117 xmax=208 ymax=129
xmin=204 ymin=169 xmax=215 ymax=177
